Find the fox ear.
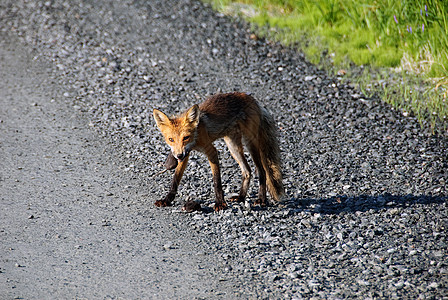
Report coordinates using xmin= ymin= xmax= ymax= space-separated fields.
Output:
xmin=153 ymin=109 xmax=170 ymax=128
xmin=185 ymin=104 xmax=200 ymax=126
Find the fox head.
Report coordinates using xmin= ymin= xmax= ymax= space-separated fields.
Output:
xmin=153 ymin=105 xmax=200 ymax=162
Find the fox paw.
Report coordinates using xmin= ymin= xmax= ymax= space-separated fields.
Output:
xmin=254 ymin=198 xmax=267 ymax=207
xmin=214 ymin=201 xmax=228 ymax=212
xmin=154 ymin=200 xmax=172 ymax=207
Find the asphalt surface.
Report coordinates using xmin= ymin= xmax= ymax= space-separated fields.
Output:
xmin=0 ymin=37 xmax=242 ymax=299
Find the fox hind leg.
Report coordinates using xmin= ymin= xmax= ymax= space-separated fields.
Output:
xmin=224 ymin=134 xmax=251 ymax=203
xmin=247 ymin=142 xmax=267 ymax=207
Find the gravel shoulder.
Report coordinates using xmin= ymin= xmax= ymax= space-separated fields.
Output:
xmin=1 ymin=0 xmax=447 ymax=299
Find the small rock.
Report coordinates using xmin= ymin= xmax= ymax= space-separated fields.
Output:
xmin=308 ymin=279 xmax=320 ymax=287
xmin=163 ymin=242 xmax=175 ymax=250
xmin=428 ymin=282 xmax=439 ymax=289
xmin=395 ymin=281 xmax=404 ymax=289
xmin=357 ymin=279 xmax=370 ymax=286
xmin=304 ymin=75 xmax=315 ymax=81
xmin=389 ymin=208 xmax=399 ymax=215
xmin=288 ymin=271 xmax=299 ymax=279
xmin=182 ymin=200 xmax=202 ymax=213
xmin=433 ymin=250 xmax=443 ymax=257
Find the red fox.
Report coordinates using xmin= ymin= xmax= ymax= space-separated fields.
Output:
xmin=153 ymin=92 xmax=284 ymax=211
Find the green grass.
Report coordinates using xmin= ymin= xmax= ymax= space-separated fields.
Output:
xmin=204 ymin=0 xmax=448 ymax=133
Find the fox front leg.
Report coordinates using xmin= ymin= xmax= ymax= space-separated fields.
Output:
xmin=204 ymin=146 xmax=228 ymax=211
xmin=155 ymin=156 xmax=189 ymax=207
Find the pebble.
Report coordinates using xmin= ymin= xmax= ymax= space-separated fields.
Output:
xmin=163 ymin=242 xmax=175 ymax=250
xmin=304 ymin=75 xmax=316 ymax=81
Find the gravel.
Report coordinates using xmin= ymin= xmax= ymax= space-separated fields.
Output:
xmin=1 ymin=0 xmax=447 ymax=298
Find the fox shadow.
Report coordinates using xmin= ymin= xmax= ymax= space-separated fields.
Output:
xmin=198 ymin=193 xmax=446 ymax=214
xmin=160 ymin=153 xmax=446 ymax=215
xmin=281 ymin=193 xmax=447 ymax=215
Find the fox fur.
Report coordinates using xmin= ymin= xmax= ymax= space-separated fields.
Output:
xmin=153 ymin=92 xmax=284 ymax=211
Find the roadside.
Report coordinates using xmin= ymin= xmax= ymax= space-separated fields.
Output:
xmin=204 ymin=0 xmax=448 ymax=133
xmin=0 ymin=36 xmax=242 ymax=299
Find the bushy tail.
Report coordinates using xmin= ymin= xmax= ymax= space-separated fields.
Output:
xmin=259 ymin=108 xmax=285 ymax=202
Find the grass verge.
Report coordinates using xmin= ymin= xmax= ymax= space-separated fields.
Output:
xmin=203 ymin=0 xmax=448 ymax=134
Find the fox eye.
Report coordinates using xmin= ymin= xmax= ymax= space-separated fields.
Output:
xmin=168 ymin=138 xmax=174 ymax=142
xmin=183 ymin=136 xmax=190 ymax=141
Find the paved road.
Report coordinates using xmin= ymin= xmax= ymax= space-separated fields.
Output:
xmin=0 ymin=37 xmax=240 ymax=299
